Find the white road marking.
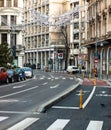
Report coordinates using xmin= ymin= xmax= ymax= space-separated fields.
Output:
xmin=55 ymin=77 xmax=59 ymax=79
xmin=86 ymin=120 xmax=103 ymax=130
xmin=40 ymin=77 xmax=44 ymax=79
xmin=7 ymin=118 xmax=39 ymax=130
xmin=83 ymin=86 xmax=96 ymax=109
xmin=96 ymin=94 xmax=111 ymax=97
xmin=0 ymin=116 xmax=9 ymax=122
xmin=52 ymin=106 xmax=79 ymax=109
xmin=62 ymin=77 xmax=66 ymax=79
xmin=70 ymin=77 xmax=74 ymax=80
xmin=101 ymin=91 xmax=106 ymax=94
xmin=13 ymin=85 xmax=25 ymax=89
xmin=0 ymin=99 xmax=19 ymax=103
xmin=47 ymin=119 xmax=70 ymax=130
xmin=42 ymin=82 xmax=48 ymax=85
xmin=0 ymin=86 xmax=39 ymax=99
xmin=0 ymin=111 xmax=39 ymax=114
xmin=50 ymin=84 xmax=59 ymax=89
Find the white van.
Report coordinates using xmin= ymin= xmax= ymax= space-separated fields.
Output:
xmin=67 ymin=66 xmax=79 ymax=74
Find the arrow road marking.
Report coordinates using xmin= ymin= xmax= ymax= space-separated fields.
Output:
xmin=50 ymin=84 xmax=59 ymax=89
xmin=13 ymin=85 xmax=26 ymax=89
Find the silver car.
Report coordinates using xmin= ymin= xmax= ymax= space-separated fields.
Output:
xmin=67 ymin=66 xmax=79 ymax=74
xmin=22 ymin=67 xmax=33 ymax=78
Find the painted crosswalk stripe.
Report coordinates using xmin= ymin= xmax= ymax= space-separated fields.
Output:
xmin=47 ymin=119 xmax=70 ymax=130
xmin=86 ymin=120 xmax=103 ymax=130
xmin=0 ymin=116 xmax=9 ymax=122
xmin=7 ymin=118 xmax=39 ymax=130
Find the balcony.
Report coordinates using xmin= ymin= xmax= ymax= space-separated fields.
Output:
xmin=108 ymin=5 xmax=111 ymax=13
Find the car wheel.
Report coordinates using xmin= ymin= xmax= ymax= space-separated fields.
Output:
xmin=11 ymin=77 xmax=14 ymax=83
xmin=6 ymin=77 xmax=9 ymax=84
xmin=17 ymin=77 xmax=20 ymax=82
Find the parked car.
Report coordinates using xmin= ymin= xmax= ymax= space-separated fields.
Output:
xmin=0 ymin=67 xmax=9 ymax=83
xmin=81 ymin=66 xmax=86 ymax=73
xmin=16 ymin=68 xmax=26 ymax=81
xmin=7 ymin=69 xmax=20 ymax=83
xmin=22 ymin=67 xmax=33 ymax=78
xmin=67 ymin=66 xmax=79 ymax=74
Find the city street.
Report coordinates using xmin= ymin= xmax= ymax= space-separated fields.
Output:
xmin=0 ymin=70 xmax=110 ymax=130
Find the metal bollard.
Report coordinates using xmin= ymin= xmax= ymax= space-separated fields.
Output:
xmin=94 ymin=77 xmax=96 ymax=86
xmin=80 ymin=89 xmax=83 ymax=109
xmin=89 ymin=73 xmax=91 ymax=80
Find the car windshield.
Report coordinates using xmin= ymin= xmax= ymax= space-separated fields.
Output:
xmin=72 ymin=67 xmax=78 ymax=69
xmin=16 ymin=68 xmax=22 ymax=73
xmin=23 ymin=68 xmax=31 ymax=71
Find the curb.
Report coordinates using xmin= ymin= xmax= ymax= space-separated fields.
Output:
xmin=37 ymin=78 xmax=82 ymax=113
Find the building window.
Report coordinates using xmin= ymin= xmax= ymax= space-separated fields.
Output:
xmin=0 ymin=0 xmax=4 ymax=7
xmin=1 ymin=15 xmax=7 ymax=26
xmin=1 ymin=34 xmax=7 ymax=43
xmin=73 ymin=22 xmax=79 ymax=29
xmin=74 ymin=33 xmax=79 ymax=40
xmin=14 ymin=0 xmax=18 ymax=7
xmin=7 ymin=0 xmax=11 ymax=7
xmin=10 ymin=16 xmax=16 ymax=25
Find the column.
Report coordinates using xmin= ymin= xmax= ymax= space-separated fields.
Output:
xmin=45 ymin=51 xmax=47 ymax=66
xmin=7 ymin=33 xmax=10 ymax=46
xmin=0 ymin=16 xmax=1 ymax=26
xmin=4 ymin=0 xmax=7 ymax=7
xmin=41 ymin=52 xmax=43 ymax=70
xmin=12 ymin=0 xmax=14 ymax=7
xmin=36 ymin=51 xmax=38 ymax=69
xmin=7 ymin=15 xmax=10 ymax=27
xmin=0 ymin=34 xmax=1 ymax=44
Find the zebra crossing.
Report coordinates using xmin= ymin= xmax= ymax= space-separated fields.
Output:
xmin=0 ymin=116 xmax=104 ymax=130
xmin=35 ymin=76 xmax=76 ymax=80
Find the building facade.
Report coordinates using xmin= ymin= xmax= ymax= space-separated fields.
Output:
xmin=23 ymin=0 xmax=71 ymax=70
xmin=84 ymin=0 xmax=111 ymax=78
xmin=0 ymin=0 xmax=24 ymax=67
xmin=70 ymin=0 xmax=87 ymax=70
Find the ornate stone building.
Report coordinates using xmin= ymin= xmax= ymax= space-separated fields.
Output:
xmin=0 ymin=0 xmax=24 ymax=67
xmin=84 ymin=0 xmax=111 ymax=77
xmin=23 ymin=0 xmax=70 ymax=70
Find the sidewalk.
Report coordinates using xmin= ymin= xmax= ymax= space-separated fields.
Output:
xmin=82 ymin=78 xmax=110 ymax=86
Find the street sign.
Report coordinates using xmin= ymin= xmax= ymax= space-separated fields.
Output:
xmin=94 ymin=59 xmax=99 ymax=63
xmin=58 ymin=53 xmax=63 ymax=59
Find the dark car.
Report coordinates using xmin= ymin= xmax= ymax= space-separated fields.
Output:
xmin=16 ymin=68 xmax=26 ymax=81
xmin=7 ymin=69 xmax=20 ymax=83
xmin=0 ymin=67 xmax=9 ymax=83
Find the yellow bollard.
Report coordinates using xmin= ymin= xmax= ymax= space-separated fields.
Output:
xmin=80 ymin=89 xmax=83 ymax=109
xmin=94 ymin=77 xmax=96 ymax=86
xmin=89 ymin=73 xmax=91 ymax=80
xmin=82 ymin=72 xmax=85 ymax=79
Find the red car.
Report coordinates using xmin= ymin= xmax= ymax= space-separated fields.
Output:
xmin=0 ymin=67 xmax=9 ymax=83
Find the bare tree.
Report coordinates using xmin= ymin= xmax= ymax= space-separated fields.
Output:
xmin=61 ymin=25 xmax=69 ymax=70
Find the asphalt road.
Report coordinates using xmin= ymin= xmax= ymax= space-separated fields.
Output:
xmin=0 ymin=70 xmax=111 ymax=130
xmin=26 ymin=84 xmax=111 ymax=130
xmin=0 ymin=70 xmax=81 ymax=130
